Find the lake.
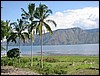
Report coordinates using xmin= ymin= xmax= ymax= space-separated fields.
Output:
xmin=1 ymin=44 xmax=99 ymax=56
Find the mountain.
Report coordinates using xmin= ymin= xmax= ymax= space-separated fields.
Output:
xmin=1 ymin=27 xmax=99 ymax=45
xmin=85 ymin=28 xmax=99 ymax=33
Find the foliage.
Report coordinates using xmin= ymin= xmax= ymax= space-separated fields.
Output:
xmin=1 ymin=20 xmax=6 ymax=40
xmin=1 ymin=55 xmax=99 ymax=75
xmin=7 ymin=48 xmax=20 ymax=58
xmin=21 ymin=3 xmax=36 ymax=67
xmin=1 ymin=2 xmax=99 ymax=75
xmin=1 ymin=20 xmax=12 ymax=43
xmin=43 ymin=57 xmax=59 ymax=62
xmin=21 ymin=3 xmax=57 ymax=68
xmin=9 ymin=19 xmax=30 ymax=44
xmin=33 ymin=3 xmax=57 ymax=68
xmin=1 ymin=57 xmax=7 ymax=66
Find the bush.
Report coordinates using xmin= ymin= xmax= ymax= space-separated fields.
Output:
xmin=7 ymin=48 xmax=20 ymax=58
xmin=20 ymin=57 xmax=30 ymax=63
xmin=54 ymin=64 xmax=67 ymax=75
xmin=42 ymin=63 xmax=54 ymax=75
xmin=7 ymin=58 xmax=13 ymax=66
xmin=33 ymin=58 xmax=39 ymax=62
xmin=54 ymin=69 xmax=67 ymax=75
xmin=1 ymin=57 xmax=6 ymax=66
xmin=43 ymin=57 xmax=59 ymax=62
xmin=36 ymin=63 xmax=54 ymax=75
xmin=1 ymin=57 xmax=10 ymax=66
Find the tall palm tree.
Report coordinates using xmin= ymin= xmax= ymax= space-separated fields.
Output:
xmin=21 ymin=3 xmax=36 ymax=67
xmin=34 ymin=3 xmax=57 ymax=68
xmin=10 ymin=19 xmax=30 ymax=64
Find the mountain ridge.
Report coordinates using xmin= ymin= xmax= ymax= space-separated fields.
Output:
xmin=1 ymin=27 xmax=99 ymax=46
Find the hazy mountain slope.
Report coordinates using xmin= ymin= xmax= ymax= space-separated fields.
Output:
xmin=1 ymin=27 xmax=99 ymax=45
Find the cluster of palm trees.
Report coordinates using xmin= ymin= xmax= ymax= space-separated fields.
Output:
xmin=1 ymin=3 xmax=57 ymax=68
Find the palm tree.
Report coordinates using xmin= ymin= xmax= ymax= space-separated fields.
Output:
xmin=1 ymin=20 xmax=6 ymax=41
xmin=1 ymin=20 xmax=12 ymax=56
xmin=21 ymin=3 xmax=36 ymax=67
xmin=1 ymin=20 xmax=7 ymax=53
xmin=34 ymin=3 xmax=57 ymax=68
xmin=5 ymin=20 xmax=12 ymax=54
xmin=10 ymin=19 xmax=30 ymax=64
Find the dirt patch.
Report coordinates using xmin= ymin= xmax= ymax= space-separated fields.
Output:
xmin=1 ymin=66 xmax=40 ymax=75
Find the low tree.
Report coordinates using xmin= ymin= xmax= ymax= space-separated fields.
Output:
xmin=7 ymin=48 xmax=20 ymax=58
xmin=7 ymin=48 xmax=20 ymax=66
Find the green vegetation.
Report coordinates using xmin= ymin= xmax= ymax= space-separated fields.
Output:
xmin=1 ymin=2 xmax=57 ymax=70
xmin=1 ymin=20 xmax=11 ymax=51
xmin=33 ymin=3 xmax=57 ymax=68
xmin=9 ymin=19 xmax=30 ymax=64
xmin=21 ymin=3 xmax=35 ymax=67
xmin=21 ymin=3 xmax=57 ymax=68
xmin=1 ymin=2 xmax=99 ymax=75
xmin=1 ymin=55 xmax=99 ymax=75
xmin=7 ymin=48 xmax=20 ymax=58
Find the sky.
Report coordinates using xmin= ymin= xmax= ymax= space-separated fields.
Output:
xmin=1 ymin=1 xmax=99 ymax=31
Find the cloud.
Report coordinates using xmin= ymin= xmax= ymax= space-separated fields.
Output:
xmin=46 ymin=6 xmax=99 ymax=30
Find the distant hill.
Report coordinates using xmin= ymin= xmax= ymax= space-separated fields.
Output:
xmin=85 ymin=28 xmax=99 ymax=33
xmin=1 ymin=27 xmax=99 ymax=45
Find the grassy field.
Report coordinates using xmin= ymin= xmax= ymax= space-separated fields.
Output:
xmin=1 ymin=55 xmax=99 ymax=75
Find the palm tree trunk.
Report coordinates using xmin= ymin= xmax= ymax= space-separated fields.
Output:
xmin=6 ymin=41 xmax=8 ymax=66
xmin=19 ymin=37 xmax=20 ymax=64
xmin=40 ymin=25 xmax=43 ymax=68
xmin=6 ymin=41 xmax=8 ymax=56
xmin=31 ymin=32 xmax=33 ymax=67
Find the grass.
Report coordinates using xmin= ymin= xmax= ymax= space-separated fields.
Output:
xmin=1 ymin=55 xmax=99 ymax=75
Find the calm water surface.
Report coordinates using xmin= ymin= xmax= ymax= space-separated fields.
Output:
xmin=2 ymin=44 xmax=99 ymax=56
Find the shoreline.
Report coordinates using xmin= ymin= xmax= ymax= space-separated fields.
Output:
xmin=21 ymin=53 xmax=99 ymax=57
xmin=1 ymin=50 xmax=99 ymax=57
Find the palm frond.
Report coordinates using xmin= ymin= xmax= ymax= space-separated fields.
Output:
xmin=43 ymin=14 xmax=50 ymax=19
xmin=46 ymin=19 xmax=57 ymax=27
xmin=10 ymin=22 xmax=17 ymax=28
xmin=7 ymin=33 xmax=17 ymax=43
xmin=21 ymin=8 xmax=29 ymax=16
xmin=28 ymin=21 xmax=38 ymax=33
xmin=20 ymin=34 xmax=25 ymax=43
xmin=28 ymin=3 xmax=35 ymax=17
xmin=35 ymin=24 xmax=40 ymax=35
xmin=23 ymin=32 xmax=30 ymax=39
xmin=34 ymin=8 xmax=41 ymax=19
xmin=43 ymin=22 xmax=53 ymax=35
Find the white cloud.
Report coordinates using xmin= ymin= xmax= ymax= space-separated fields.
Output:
xmin=46 ymin=6 xmax=99 ymax=30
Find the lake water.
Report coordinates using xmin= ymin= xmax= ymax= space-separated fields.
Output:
xmin=1 ymin=44 xmax=99 ymax=56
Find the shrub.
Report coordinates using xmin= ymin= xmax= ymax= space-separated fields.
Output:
xmin=43 ymin=57 xmax=59 ymax=62
xmin=33 ymin=58 xmax=39 ymax=62
xmin=7 ymin=48 xmax=20 ymax=58
xmin=20 ymin=57 xmax=30 ymax=63
xmin=7 ymin=59 xmax=13 ymax=66
xmin=54 ymin=69 xmax=67 ymax=75
xmin=38 ymin=63 xmax=54 ymax=75
xmin=1 ymin=57 xmax=10 ymax=66
xmin=1 ymin=57 xmax=6 ymax=66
